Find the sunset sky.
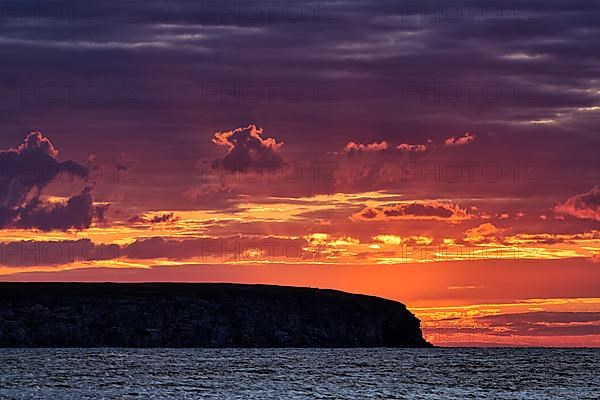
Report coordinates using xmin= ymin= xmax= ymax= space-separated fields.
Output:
xmin=0 ymin=0 xmax=599 ymax=346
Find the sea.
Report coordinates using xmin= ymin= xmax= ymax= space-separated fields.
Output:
xmin=0 ymin=348 xmax=597 ymax=399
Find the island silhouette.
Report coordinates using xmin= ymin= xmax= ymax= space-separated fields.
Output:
xmin=0 ymin=283 xmax=431 ymax=348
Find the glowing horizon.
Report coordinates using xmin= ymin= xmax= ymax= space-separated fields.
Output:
xmin=1 ymin=0 xmax=599 ymax=347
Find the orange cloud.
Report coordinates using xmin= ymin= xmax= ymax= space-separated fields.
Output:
xmin=444 ymin=132 xmax=477 ymax=147
xmin=343 ymin=141 xmax=389 ymax=155
xmin=374 ymin=234 xmax=433 ymax=246
xmin=464 ymin=223 xmax=507 ymax=244
xmin=554 ymin=186 xmax=600 ymax=221
xmin=396 ymin=139 xmax=431 ymax=153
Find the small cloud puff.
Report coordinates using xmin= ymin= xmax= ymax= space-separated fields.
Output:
xmin=444 ymin=132 xmax=477 ymax=147
xmin=212 ymin=125 xmax=284 ymax=170
xmin=343 ymin=141 xmax=389 ymax=155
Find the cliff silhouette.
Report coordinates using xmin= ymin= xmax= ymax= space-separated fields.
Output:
xmin=0 ymin=283 xmax=432 ymax=347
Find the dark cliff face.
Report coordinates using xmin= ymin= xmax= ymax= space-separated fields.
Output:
xmin=0 ymin=283 xmax=432 ymax=348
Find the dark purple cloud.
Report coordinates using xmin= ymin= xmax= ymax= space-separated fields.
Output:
xmin=128 ymin=212 xmax=180 ymax=225
xmin=352 ymin=201 xmax=473 ymax=222
xmin=554 ymin=186 xmax=600 ymax=221
xmin=123 ymin=236 xmax=314 ymax=262
xmin=212 ymin=125 xmax=284 ymax=171
xmin=0 ymin=132 xmax=103 ymax=231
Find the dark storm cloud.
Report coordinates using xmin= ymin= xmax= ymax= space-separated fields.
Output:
xmin=0 ymin=132 xmax=103 ymax=230
xmin=3 ymin=1 xmax=598 ymax=128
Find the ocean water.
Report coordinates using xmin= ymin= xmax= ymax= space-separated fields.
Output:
xmin=0 ymin=348 xmax=597 ymax=399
